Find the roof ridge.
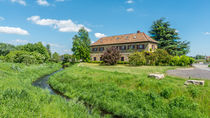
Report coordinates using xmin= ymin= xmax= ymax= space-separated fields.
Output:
xmin=100 ymin=32 xmax=138 ymax=39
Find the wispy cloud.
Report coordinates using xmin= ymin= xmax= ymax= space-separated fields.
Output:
xmin=95 ymin=33 xmax=106 ymax=38
xmin=0 ymin=17 xmax=4 ymax=21
xmin=11 ymin=0 xmax=26 ymax=6
xmin=204 ymin=32 xmax=210 ymax=35
xmin=37 ymin=0 xmax=50 ymax=6
xmin=126 ymin=0 xmax=134 ymax=4
xmin=126 ymin=8 xmax=134 ymax=12
xmin=27 ymin=16 xmax=91 ymax=32
xmin=0 ymin=26 xmax=29 ymax=35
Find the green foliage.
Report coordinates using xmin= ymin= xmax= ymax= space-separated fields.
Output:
xmin=4 ymin=50 xmax=45 ymax=65
xmin=17 ymin=42 xmax=50 ymax=62
xmin=51 ymin=52 xmax=60 ymax=63
xmin=154 ymin=49 xmax=172 ymax=66
xmin=72 ymin=28 xmax=91 ymax=62
xmin=195 ymin=55 xmax=205 ymax=60
xmin=160 ymin=88 xmax=173 ymax=99
xmin=117 ymin=61 xmax=129 ymax=64
xmin=0 ymin=63 xmax=96 ymax=117
xmin=129 ymin=51 xmax=146 ymax=66
xmin=129 ymin=49 xmax=194 ymax=66
xmin=208 ymin=65 xmax=210 ymax=67
xmin=101 ymin=47 xmax=120 ymax=65
xmin=0 ymin=43 xmax=16 ymax=56
xmin=49 ymin=64 xmax=209 ymax=118
xmin=149 ymin=18 xmax=190 ymax=56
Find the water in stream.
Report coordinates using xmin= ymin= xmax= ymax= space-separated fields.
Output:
xmin=32 ymin=69 xmax=64 ymax=95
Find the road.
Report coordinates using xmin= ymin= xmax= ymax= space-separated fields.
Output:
xmin=167 ymin=63 xmax=210 ymax=80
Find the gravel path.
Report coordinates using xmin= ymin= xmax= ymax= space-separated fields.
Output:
xmin=167 ymin=64 xmax=210 ymax=80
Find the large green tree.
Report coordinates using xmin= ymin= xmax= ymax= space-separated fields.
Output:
xmin=0 ymin=43 xmax=16 ymax=56
xmin=149 ymin=18 xmax=190 ymax=56
xmin=72 ymin=27 xmax=91 ymax=62
xmin=17 ymin=42 xmax=50 ymax=61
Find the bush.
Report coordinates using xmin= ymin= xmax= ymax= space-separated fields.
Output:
xmin=117 ymin=61 xmax=129 ymax=64
xmin=4 ymin=51 xmax=45 ymax=65
xmin=178 ymin=55 xmax=194 ymax=66
xmin=208 ymin=65 xmax=210 ymax=67
xmin=160 ymin=88 xmax=173 ymax=99
xmin=101 ymin=47 xmax=120 ymax=65
xmin=129 ymin=52 xmax=146 ymax=66
xmin=154 ymin=49 xmax=172 ymax=66
xmin=144 ymin=51 xmax=156 ymax=65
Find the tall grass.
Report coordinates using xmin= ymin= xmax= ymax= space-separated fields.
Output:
xmin=49 ymin=63 xmax=210 ymax=118
xmin=0 ymin=62 xmax=99 ymax=118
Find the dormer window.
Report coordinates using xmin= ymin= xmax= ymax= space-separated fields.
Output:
xmin=133 ymin=36 xmax=136 ymax=39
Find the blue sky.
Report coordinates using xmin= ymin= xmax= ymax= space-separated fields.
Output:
xmin=0 ymin=0 xmax=209 ymax=56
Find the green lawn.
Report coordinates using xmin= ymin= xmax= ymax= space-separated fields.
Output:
xmin=49 ymin=63 xmax=210 ymax=118
xmin=0 ymin=62 xmax=99 ymax=118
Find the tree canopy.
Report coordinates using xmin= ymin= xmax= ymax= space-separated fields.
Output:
xmin=0 ymin=43 xmax=16 ymax=56
xmin=72 ymin=28 xmax=91 ymax=62
xmin=149 ymin=18 xmax=190 ymax=56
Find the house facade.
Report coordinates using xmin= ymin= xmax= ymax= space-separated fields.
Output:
xmin=90 ymin=31 xmax=158 ymax=62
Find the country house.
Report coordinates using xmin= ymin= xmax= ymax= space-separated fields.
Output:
xmin=90 ymin=31 xmax=158 ymax=61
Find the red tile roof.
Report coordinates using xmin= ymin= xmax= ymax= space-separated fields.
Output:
xmin=91 ymin=32 xmax=158 ymax=46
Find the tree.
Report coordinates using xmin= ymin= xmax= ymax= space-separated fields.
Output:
xmin=46 ymin=44 xmax=51 ymax=58
xmin=0 ymin=43 xmax=16 ymax=56
xmin=72 ymin=27 xmax=91 ymax=62
xmin=51 ymin=52 xmax=60 ymax=63
xmin=149 ymin=18 xmax=190 ymax=56
xmin=101 ymin=47 xmax=120 ymax=65
xmin=17 ymin=42 xmax=50 ymax=62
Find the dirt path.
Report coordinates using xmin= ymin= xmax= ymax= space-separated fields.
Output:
xmin=167 ymin=64 xmax=210 ymax=80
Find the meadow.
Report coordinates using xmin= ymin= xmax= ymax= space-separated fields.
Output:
xmin=0 ymin=62 xmax=101 ymax=118
xmin=49 ymin=63 xmax=210 ymax=118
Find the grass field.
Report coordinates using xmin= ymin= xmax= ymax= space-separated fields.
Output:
xmin=0 ymin=62 xmax=100 ymax=118
xmin=49 ymin=63 xmax=210 ymax=118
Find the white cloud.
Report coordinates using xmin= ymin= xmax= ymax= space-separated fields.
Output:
xmin=27 ymin=16 xmax=91 ymax=32
xmin=5 ymin=39 xmax=29 ymax=45
xmin=0 ymin=26 xmax=29 ymax=35
xmin=204 ymin=32 xmax=210 ymax=35
xmin=126 ymin=8 xmax=134 ymax=12
xmin=95 ymin=33 xmax=106 ymax=38
xmin=175 ymin=30 xmax=179 ymax=33
xmin=0 ymin=17 xmax=5 ymax=21
xmin=126 ymin=0 xmax=134 ymax=4
xmin=11 ymin=0 xmax=26 ymax=6
xmin=37 ymin=0 xmax=50 ymax=6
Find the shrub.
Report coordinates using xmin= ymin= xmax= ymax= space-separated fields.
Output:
xmin=187 ymin=86 xmax=199 ymax=98
xmin=101 ymin=47 xmax=120 ymax=65
xmin=170 ymin=56 xmax=180 ymax=66
xmin=208 ymin=65 xmax=210 ymax=67
xmin=178 ymin=55 xmax=194 ymax=66
xmin=4 ymin=50 xmax=45 ymax=65
xmin=144 ymin=51 xmax=156 ymax=65
xmin=129 ymin=52 xmax=146 ymax=66
xmin=117 ymin=61 xmax=129 ymax=64
xmin=154 ymin=49 xmax=172 ymax=66
xmin=51 ymin=52 xmax=61 ymax=63
xmin=160 ymin=88 xmax=173 ymax=99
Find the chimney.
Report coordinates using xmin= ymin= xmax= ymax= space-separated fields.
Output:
xmin=137 ymin=30 xmax=141 ymax=33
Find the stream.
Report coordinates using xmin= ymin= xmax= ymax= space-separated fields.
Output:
xmin=32 ymin=69 xmax=69 ymax=99
xmin=32 ymin=69 xmax=121 ymax=118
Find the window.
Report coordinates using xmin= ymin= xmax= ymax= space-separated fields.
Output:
xmin=137 ymin=45 xmax=145 ymax=49
xmin=121 ymin=46 xmax=126 ymax=50
xmin=94 ymin=57 xmax=96 ymax=61
xmin=121 ymin=57 xmax=124 ymax=61
xmin=152 ymin=45 xmax=155 ymax=49
xmin=100 ymin=57 xmax=102 ymax=61
xmin=99 ymin=47 xmax=104 ymax=51
xmin=92 ymin=48 xmax=98 ymax=52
